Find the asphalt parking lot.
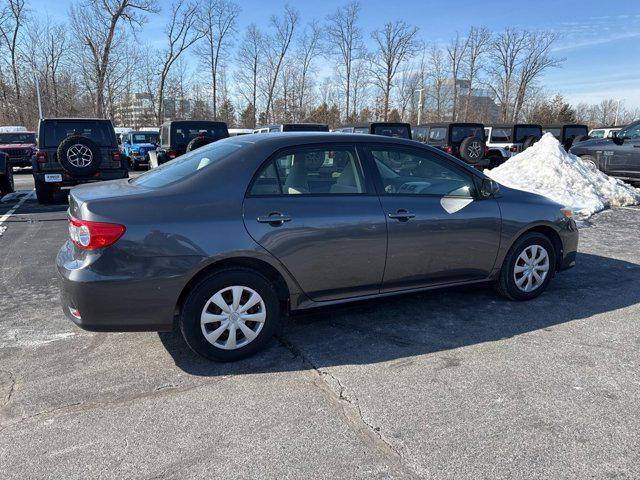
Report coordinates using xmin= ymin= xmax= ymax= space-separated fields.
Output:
xmin=1 ymin=169 xmax=639 ymax=479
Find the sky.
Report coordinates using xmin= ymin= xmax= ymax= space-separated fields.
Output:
xmin=30 ymin=0 xmax=640 ymax=109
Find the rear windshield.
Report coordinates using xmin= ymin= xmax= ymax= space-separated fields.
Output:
xmin=490 ymin=128 xmax=511 ymax=142
xmin=132 ymin=141 xmax=243 ymax=188
xmin=514 ymin=126 xmax=542 ymax=142
xmin=413 ymin=127 xmax=428 ymax=142
xmin=428 ymin=127 xmax=447 ymax=141
xmin=42 ymin=121 xmax=114 ymax=147
xmin=171 ymin=124 xmax=228 ymax=147
xmin=590 ymin=130 xmax=605 ymax=138
xmin=544 ymin=128 xmax=561 ymax=139
xmin=565 ymin=126 xmax=588 ymax=139
xmin=371 ymin=125 xmax=411 ymax=139
xmin=353 ymin=127 xmax=369 ymax=134
xmin=0 ymin=132 xmax=35 ymax=144
xmin=130 ymin=132 xmax=158 ymax=144
xmin=282 ymin=124 xmax=329 ymax=132
xmin=451 ymin=126 xmax=484 ymax=143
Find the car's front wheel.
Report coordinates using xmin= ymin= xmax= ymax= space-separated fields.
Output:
xmin=496 ymin=232 xmax=556 ymax=301
xmin=580 ymin=155 xmax=599 ymax=171
xmin=180 ymin=268 xmax=281 ymax=361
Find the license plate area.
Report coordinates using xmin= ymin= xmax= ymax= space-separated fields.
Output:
xmin=44 ymin=174 xmax=63 ymax=183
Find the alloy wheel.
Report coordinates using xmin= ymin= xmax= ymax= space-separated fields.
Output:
xmin=67 ymin=144 xmax=93 ymax=167
xmin=513 ymin=244 xmax=550 ymax=293
xmin=467 ymin=141 xmax=481 ymax=159
xmin=200 ymin=286 xmax=266 ymax=350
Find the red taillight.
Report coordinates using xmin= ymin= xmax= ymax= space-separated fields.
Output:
xmin=167 ymin=150 xmax=177 ymax=160
xmin=509 ymin=146 xmax=518 ymax=152
xmin=36 ymin=151 xmax=47 ymax=163
xmin=444 ymin=146 xmax=453 ymax=154
xmin=68 ymin=216 xmax=126 ymax=250
xmin=111 ymin=151 xmax=121 ymax=161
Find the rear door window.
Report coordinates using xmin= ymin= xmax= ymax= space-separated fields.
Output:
xmin=249 ymin=146 xmax=365 ymax=195
xmin=371 ymin=125 xmax=411 ymax=139
xmin=490 ymin=128 xmax=511 ymax=143
xmin=43 ymin=121 xmax=114 ymax=147
xmin=428 ymin=127 xmax=447 ymax=142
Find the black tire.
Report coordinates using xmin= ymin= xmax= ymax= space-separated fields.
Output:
xmin=186 ymin=136 xmax=215 ymax=152
xmin=522 ymin=135 xmax=540 ymax=151
xmin=495 ymin=232 xmax=556 ymax=301
xmin=179 ymin=268 xmax=281 ymax=361
xmin=0 ymin=165 xmax=14 ymax=195
xmin=580 ymin=154 xmax=599 ymax=171
xmin=57 ymin=135 xmax=102 ymax=176
xmin=34 ymin=179 xmax=55 ymax=204
xmin=459 ymin=136 xmax=486 ymax=164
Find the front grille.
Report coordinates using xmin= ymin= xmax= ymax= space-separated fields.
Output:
xmin=2 ymin=147 xmax=29 ymax=157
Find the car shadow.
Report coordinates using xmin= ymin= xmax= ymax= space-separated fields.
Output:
xmin=158 ymin=252 xmax=640 ymax=377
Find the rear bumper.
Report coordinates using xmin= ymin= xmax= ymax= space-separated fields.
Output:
xmin=8 ymin=155 xmax=32 ymax=167
xmin=34 ymin=169 xmax=128 ymax=187
xmin=57 ymin=241 xmax=202 ymax=332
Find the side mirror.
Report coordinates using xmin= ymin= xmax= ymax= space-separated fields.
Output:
xmin=612 ymin=135 xmax=624 ymax=145
xmin=479 ymin=178 xmax=499 ymax=199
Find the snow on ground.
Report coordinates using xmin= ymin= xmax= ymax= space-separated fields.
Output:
xmin=485 ymin=133 xmax=640 ymax=218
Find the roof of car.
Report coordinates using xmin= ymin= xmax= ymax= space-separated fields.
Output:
xmin=227 ymin=131 xmax=421 ymax=147
xmin=418 ymin=122 xmax=485 ymax=127
xmin=40 ymin=118 xmax=112 ymax=122
xmin=542 ymin=124 xmax=588 ymax=128
xmin=487 ymin=123 xmax=542 ymax=129
xmin=161 ymin=120 xmax=228 ymax=126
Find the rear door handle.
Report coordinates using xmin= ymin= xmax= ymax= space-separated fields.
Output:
xmin=388 ymin=210 xmax=415 ymax=221
xmin=257 ymin=213 xmax=292 ymax=225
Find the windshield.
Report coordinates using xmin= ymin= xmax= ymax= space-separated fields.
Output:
xmin=130 ymin=133 xmax=158 ymax=144
xmin=451 ymin=126 xmax=484 ymax=143
xmin=490 ymin=128 xmax=511 ymax=142
xmin=617 ymin=123 xmax=640 ymax=139
xmin=0 ymin=132 xmax=35 ymax=144
xmin=132 ymin=141 xmax=243 ymax=188
xmin=171 ymin=124 xmax=228 ymax=147
xmin=371 ymin=125 xmax=411 ymax=138
xmin=514 ymin=126 xmax=542 ymax=142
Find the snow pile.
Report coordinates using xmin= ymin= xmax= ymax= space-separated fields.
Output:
xmin=485 ymin=133 xmax=640 ymax=218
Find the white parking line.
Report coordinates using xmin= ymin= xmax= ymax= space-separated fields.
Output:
xmin=0 ymin=189 xmax=35 ymax=227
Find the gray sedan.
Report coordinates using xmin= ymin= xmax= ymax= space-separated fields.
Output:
xmin=57 ymin=133 xmax=578 ymax=361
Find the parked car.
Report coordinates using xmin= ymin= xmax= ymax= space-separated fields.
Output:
xmin=253 ymin=123 xmax=329 ymax=133
xmin=484 ymin=124 xmax=542 ymax=167
xmin=148 ymin=120 xmax=229 ymax=168
xmin=415 ymin=122 xmax=489 ymax=168
xmin=570 ymin=120 xmax=640 ymax=182
xmin=121 ymin=130 xmax=158 ymax=170
xmin=336 ymin=123 xmax=412 ymax=139
xmin=588 ymin=127 xmax=622 ymax=139
xmin=542 ymin=124 xmax=589 ymax=150
xmin=31 ymin=118 xmax=127 ymax=204
xmin=228 ymin=128 xmax=254 ymax=136
xmin=0 ymin=130 xmax=37 ymax=167
xmin=0 ymin=151 xmax=15 ymax=195
xmin=58 ymin=133 xmax=578 ymax=361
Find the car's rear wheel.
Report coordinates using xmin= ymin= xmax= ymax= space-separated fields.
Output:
xmin=34 ymin=179 xmax=54 ymax=204
xmin=496 ymin=232 xmax=556 ymax=301
xmin=180 ymin=268 xmax=281 ymax=361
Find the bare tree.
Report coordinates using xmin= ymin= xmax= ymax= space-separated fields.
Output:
xmin=195 ymin=0 xmax=240 ymax=119
xmin=155 ymin=0 xmax=203 ymax=123
xmin=425 ymin=44 xmax=450 ymax=121
xmin=235 ymin=23 xmax=262 ymax=127
xmin=446 ymin=33 xmax=469 ymax=122
xmin=462 ymin=26 xmax=490 ymax=121
xmin=325 ymin=1 xmax=363 ymax=121
xmin=293 ymin=20 xmax=322 ymax=119
xmin=263 ymin=5 xmax=298 ymax=122
xmin=70 ymin=0 xmax=158 ymax=117
xmin=0 ymin=0 xmax=27 ymax=123
xmin=370 ymin=21 xmax=419 ymax=121
xmin=512 ymin=31 xmax=562 ymax=121
xmin=350 ymin=57 xmax=369 ymax=119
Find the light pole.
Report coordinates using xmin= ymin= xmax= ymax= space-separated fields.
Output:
xmin=34 ymin=75 xmax=43 ymax=119
xmin=416 ymin=87 xmax=424 ymax=125
xmin=614 ymin=98 xmax=623 ymax=126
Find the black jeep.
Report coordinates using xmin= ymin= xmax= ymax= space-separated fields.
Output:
xmin=570 ymin=120 xmax=640 ymax=182
xmin=542 ymin=124 xmax=589 ymax=150
xmin=149 ymin=120 xmax=229 ymax=168
xmin=31 ymin=118 xmax=127 ymax=204
xmin=414 ymin=122 xmax=488 ymax=168
xmin=0 ymin=151 xmax=15 ymax=196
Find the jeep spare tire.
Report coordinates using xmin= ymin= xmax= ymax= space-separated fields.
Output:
xmin=522 ymin=135 xmax=540 ymax=151
xmin=459 ymin=136 xmax=485 ymax=163
xmin=186 ymin=136 xmax=215 ymax=152
xmin=57 ymin=135 xmax=101 ymax=176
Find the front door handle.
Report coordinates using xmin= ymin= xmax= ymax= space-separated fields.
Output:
xmin=388 ymin=210 xmax=415 ymax=221
xmin=257 ymin=212 xmax=292 ymax=225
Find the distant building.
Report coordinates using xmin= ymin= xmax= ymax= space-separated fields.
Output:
xmin=114 ymin=93 xmax=155 ymax=128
